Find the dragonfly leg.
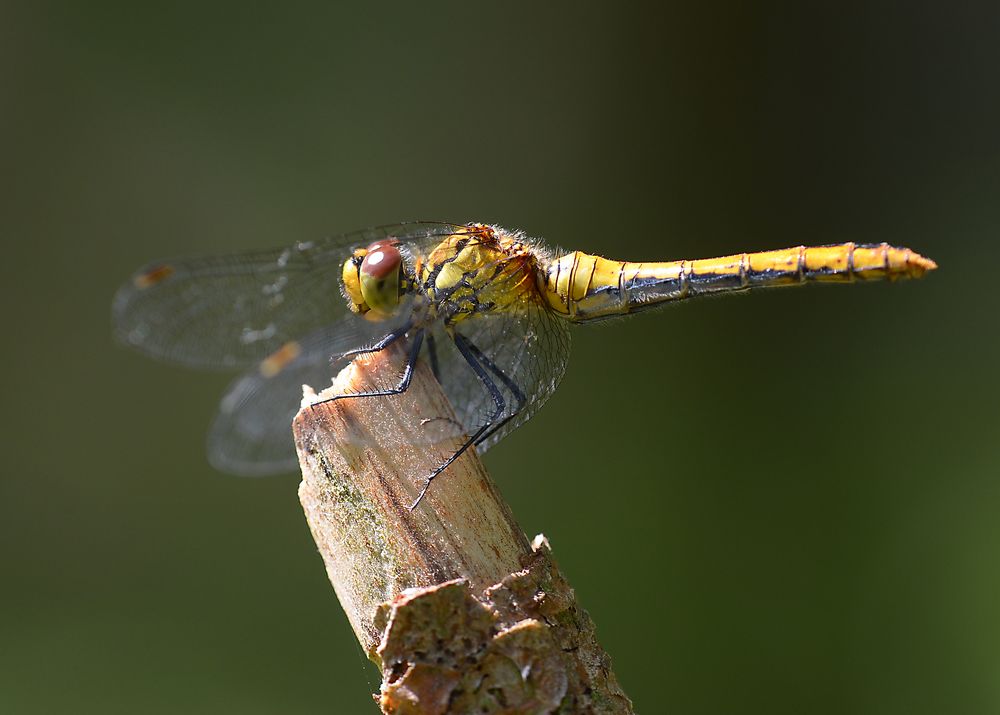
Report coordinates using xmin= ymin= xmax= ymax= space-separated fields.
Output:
xmin=425 ymin=332 xmax=443 ymax=384
xmin=463 ymin=340 xmax=526 ymax=447
xmin=337 ymin=320 xmax=413 ymax=361
xmin=409 ymin=331 xmax=505 ymax=510
xmin=310 ymin=329 xmax=424 ymax=407
xmin=415 ymin=338 xmax=525 ymax=445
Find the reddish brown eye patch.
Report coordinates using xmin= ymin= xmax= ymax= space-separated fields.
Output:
xmin=360 ymin=241 xmax=402 ymax=279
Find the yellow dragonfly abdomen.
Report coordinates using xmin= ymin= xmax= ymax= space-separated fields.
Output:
xmin=542 ymin=242 xmax=937 ymax=322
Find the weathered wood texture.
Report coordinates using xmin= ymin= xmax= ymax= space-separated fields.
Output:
xmin=294 ymin=344 xmax=632 ymax=713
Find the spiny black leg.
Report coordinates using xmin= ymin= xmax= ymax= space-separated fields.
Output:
xmin=311 ymin=329 xmax=424 ymax=407
xmin=337 ymin=320 xmax=413 ymax=361
xmin=426 ymin=332 xmax=443 ymax=384
xmin=463 ymin=339 xmax=526 ymax=447
xmin=409 ymin=331 xmax=505 ymax=510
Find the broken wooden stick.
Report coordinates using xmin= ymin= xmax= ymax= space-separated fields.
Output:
xmin=294 ymin=343 xmax=632 ymax=713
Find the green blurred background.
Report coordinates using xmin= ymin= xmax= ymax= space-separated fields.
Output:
xmin=2 ymin=2 xmax=998 ymax=713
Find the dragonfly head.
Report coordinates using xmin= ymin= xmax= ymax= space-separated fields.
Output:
xmin=342 ymin=240 xmax=407 ymax=319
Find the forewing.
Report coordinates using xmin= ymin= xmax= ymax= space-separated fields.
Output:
xmin=113 ymin=222 xmax=468 ymax=369
xmin=430 ymin=301 xmax=571 ymax=454
xmin=207 ymin=313 xmax=408 ymax=476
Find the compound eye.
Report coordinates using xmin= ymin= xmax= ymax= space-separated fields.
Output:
xmin=361 ymin=242 xmax=401 ymax=280
xmin=341 ymin=253 xmax=367 ymax=313
xmin=359 ymin=241 xmax=403 ymax=314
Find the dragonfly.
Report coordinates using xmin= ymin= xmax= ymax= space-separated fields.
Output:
xmin=113 ymin=221 xmax=936 ymax=507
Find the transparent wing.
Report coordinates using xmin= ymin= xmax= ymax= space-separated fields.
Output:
xmin=113 ymin=221 xmax=469 ymax=370
xmin=207 ymin=313 xmax=410 ymax=476
xmin=428 ymin=300 xmax=571 ymax=455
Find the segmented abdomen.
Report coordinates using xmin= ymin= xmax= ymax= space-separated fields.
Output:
xmin=542 ymin=242 xmax=936 ymax=322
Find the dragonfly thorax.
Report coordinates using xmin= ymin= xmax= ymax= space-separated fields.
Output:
xmin=418 ymin=229 xmax=541 ymax=326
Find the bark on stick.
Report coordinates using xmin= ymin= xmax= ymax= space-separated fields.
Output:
xmin=294 ymin=343 xmax=632 ymax=713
